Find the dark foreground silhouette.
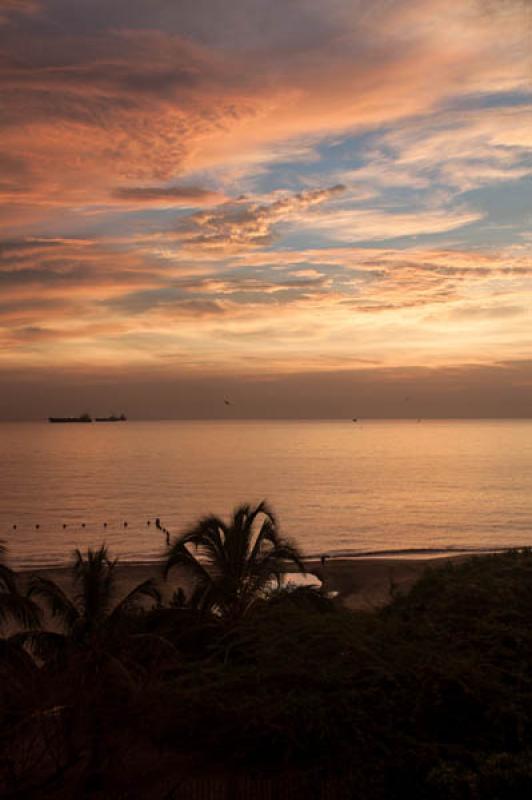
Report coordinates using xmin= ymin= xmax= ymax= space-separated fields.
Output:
xmin=2 ymin=507 xmax=532 ymax=798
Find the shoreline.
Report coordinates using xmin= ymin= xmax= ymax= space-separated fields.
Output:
xmin=13 ymin=545 xmax=504 ymax=573
xmin=307 ymin=555 xmax=473 ymax=610
xmin=15 ymin=551 xmax=484 ymax=612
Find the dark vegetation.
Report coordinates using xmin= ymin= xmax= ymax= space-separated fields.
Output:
xmin=3 ymin=507 xmax=532 ymax=798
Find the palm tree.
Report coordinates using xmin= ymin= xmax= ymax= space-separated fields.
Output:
xmin=27 ymin=545 xmax=160 ymax=652
xmin=164 ymin=502 xmax=305 ymax=622
xmin=0 ymin=542 xmax=41 ymax=747
xmin=25 ymin=547 xmax=162 ymax=792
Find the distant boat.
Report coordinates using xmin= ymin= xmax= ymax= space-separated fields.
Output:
xmin=95 ymin=413 xmax=127 ymax=422
xmin=352 ymin=418 xmax=358 ymax=423
xmin=49 ymin=413 xmax=92 ymax=423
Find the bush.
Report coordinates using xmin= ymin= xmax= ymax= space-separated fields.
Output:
xmin=5 ymin=550 xmax=532 ymax=798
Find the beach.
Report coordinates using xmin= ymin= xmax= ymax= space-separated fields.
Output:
xmin=19 ymin=553 xmax=470 ymax=614
xmin=311 ymin=555 xmax=473 ymax=609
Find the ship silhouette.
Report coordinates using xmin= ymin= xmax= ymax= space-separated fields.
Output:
xmin=48 ymin=412 xmax=127 ymax=423
xmin=48 ymin=412 xmax=92 ymax=423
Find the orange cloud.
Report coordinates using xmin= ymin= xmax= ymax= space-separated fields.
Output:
xmin=166 ymin=185 xmax=346 ymax=248
xmin=0 ymin=0 xmax=528 ymax=217
xmin=110 ymin=185 xmax=227 ymax=208
xmin=0 ymin=0 xmax=530 ymax=402
xmin=1 ymin=231 xmax=530 ymax=375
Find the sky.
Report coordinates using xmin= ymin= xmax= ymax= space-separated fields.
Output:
xmin=0 ymin=0 xmax=531 ymax=418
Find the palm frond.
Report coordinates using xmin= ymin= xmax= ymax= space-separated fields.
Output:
xmin=0 ymin=634 xmax=38 ymax=674
xmin=165 ymin=502 xmax=304 ymax=622
xmin=177 ymin=516 xmax=229 ymax=572
xmin=170 ymin=587 xmax=187 ymax=607
xmin=17 ymin=630 xmax=68 ymax=662
xmin=0 ymin=563 xmax=18 ymax=594
xmin=270 ymin=540 xmax=306 ymax=573
xmin=164 ymin=540 xmax=213 ymax=588
xmin=28 ymin=575 xmax=79 ymax=632
xmin=249 ymin=542 xmax=305 ymax=594
xmin=248 ymin=505 xmax=281 ymax=565
xmin=108 ymin=578 xmax=161 ymax=623
xmin=247 ymin=500 xmax=276 ymax=531
xmin=0 ymin=562 xmax=41 ymax=629
xmin=170 ymin=582 xmax=214 ymax=615
xmin=0 ymin=592 xmax=42 ymax=629
xmin=73 ymin=545 xmax=117 ymax=622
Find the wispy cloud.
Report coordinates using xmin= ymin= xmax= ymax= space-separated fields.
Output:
xmin=296 ymin=206 xmax=484 ymax=242
xmin=1 ymin=232 xmax=531 ymax=377
xmin=0 ymin=0 xmax=531 ymax=411
xmin=348 ymin=107 xmax=532 ymax=196
xmin=166 ymin=185 xmax=346 ymax=248
xmin=111 ymin=185 xmax=227 ymax=207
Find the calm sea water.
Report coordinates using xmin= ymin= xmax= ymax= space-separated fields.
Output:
xmin=1 ymin=420 xmax=532 ymax=568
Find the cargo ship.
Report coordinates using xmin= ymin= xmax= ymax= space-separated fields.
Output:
xmin=95 ymin=413 xmax=127 ymax=422
xmin=48 ymin=413 xmax=92 ymax=423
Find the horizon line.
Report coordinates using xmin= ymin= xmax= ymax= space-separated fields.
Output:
xmin=3 ymin=416 xmax=532 ymax=423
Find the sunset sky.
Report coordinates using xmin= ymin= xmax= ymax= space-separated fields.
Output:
xmin=1 ymin=0 xmax=531 ymax=418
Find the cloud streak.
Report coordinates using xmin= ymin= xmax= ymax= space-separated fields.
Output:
xmin=0 ymin=0 xmax=531 ymax=414
xmin=168 ymin=185 xmax=346 ymax=248
xmin=111 ymin=185 xmax=226 ymax=207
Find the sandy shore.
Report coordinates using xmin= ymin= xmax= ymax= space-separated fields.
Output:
xmin=306 ymin=555 xmax=470 ymax=610
xmin=18 ymin=554 xmax=472 ymax=614
xmin=18 ymin=562 xmax=189 ymax=605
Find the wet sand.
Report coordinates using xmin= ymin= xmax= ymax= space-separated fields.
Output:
xmin=306 ymin=555 xmax=470 ymax=610
xmin=19 ymin=554 xmax=472 ymax=614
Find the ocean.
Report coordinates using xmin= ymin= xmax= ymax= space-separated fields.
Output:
xmin=1 ymin=419 xmax=532 ymax=568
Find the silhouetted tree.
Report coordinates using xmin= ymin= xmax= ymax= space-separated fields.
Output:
xmin=25 ymin=546 xmax=163 ymax=792
xmin=27 ymin=545 xmax=160 ymax=653
xmin=164 ymin=502 xmax=305 ymax=623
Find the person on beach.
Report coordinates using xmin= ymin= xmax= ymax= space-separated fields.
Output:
xmin=321 ymin=554 xmax=328 ymax=567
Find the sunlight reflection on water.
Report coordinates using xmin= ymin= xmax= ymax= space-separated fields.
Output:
xmin=2 ymin=419 xmax=532 ymax=567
